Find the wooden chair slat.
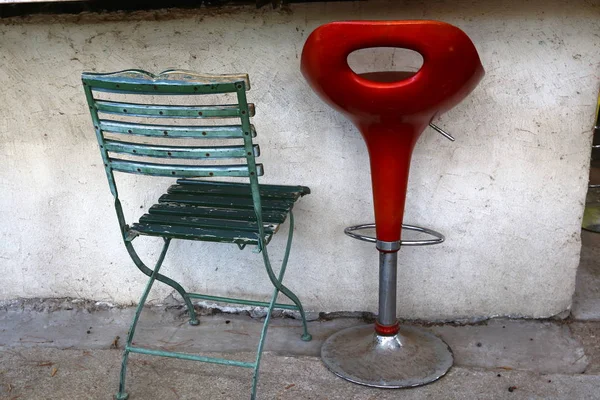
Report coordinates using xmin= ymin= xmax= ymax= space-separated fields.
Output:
xmin=110 ymin=159 xmax=263 ymax=178
xmin=104 ymin=140 xmax=259 ymax=160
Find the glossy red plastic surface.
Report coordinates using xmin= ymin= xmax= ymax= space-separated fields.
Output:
xmin=301 ymin=21 xmax=484 ymax=243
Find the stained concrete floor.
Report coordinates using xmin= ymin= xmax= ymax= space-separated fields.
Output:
xmin=1 ymin=230 xmax=600 ymax=399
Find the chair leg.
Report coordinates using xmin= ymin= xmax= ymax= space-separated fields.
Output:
xmin=115 ymin=351 xmax=131 ymax=400
xmin=124 ymin=240 xmax=199 ymax=325
xmin=251 ymin=284 xmax=280 ymax=400
xmin=116 ymin=238 xmax=171 ymax=400
xmin=259 ymin=212 xmax=312 ymax=342
xmin=250 ymin=212 xmax=313 ymax=399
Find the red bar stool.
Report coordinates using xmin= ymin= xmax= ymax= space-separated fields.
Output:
xmin=301 ymin=20 xmax=484 ymax=388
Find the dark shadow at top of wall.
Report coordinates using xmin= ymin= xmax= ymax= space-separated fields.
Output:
xmin=0 ymin=0 xmax=353 ymax=18
xmin=0 ymin=1 xmax=244 ymax=18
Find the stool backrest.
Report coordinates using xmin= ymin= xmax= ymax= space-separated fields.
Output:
xmin=82 ymin=69 xmax=261 ymax=199
xmin=301 ymin=20 xmax=484 ymax=122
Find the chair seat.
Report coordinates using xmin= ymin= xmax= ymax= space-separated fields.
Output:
xmin=128 ymin=179 xmax=310 ymax=246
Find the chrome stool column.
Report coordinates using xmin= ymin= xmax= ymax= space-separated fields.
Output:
xmin=301 ymin=20 xmax=484 ymax=388
xmin=322 ymin=225 xmax=451 ymax=388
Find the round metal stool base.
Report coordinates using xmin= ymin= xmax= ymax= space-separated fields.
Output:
xmin=321 ymin=324 xmax=453 ymax=388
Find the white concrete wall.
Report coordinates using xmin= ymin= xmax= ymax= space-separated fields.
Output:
xmin=0 ymin=0 xmax=597 ymax=320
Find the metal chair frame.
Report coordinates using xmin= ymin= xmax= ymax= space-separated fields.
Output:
xmin=82 ymin=69 xmax=312 ymax=400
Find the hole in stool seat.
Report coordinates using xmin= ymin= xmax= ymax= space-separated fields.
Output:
xmin=347 ymin=47 xmax=423 ymax=83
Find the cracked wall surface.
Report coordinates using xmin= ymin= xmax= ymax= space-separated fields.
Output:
xmin=0 ymin=0 xmax=598 ymax=320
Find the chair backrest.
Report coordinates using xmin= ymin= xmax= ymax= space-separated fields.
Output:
xmin=81 ymin=69 xmax=262 ymax=199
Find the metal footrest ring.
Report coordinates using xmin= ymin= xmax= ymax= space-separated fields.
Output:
xmin=344 ymin=223 xmax=445 ymax=247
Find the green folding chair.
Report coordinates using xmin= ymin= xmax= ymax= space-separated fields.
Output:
xmin=82 ymin=69 xmax=312 ymax=400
